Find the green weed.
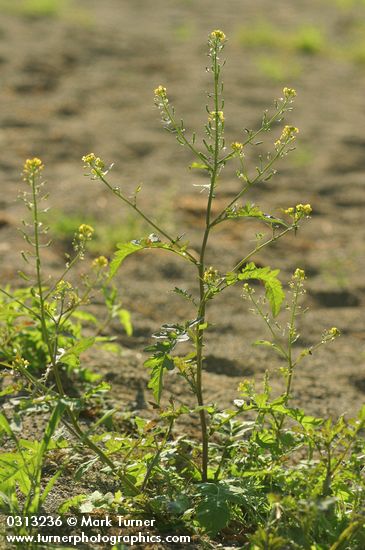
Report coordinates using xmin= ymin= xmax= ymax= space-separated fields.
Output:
xmin=0 ymin=0 xmax=70 ymax=18
xmin=255 ymin=54 xmax=302 ymax=82
xmin=237 ymin=22 xmax=326 ymax=56
xmin=1 ymin=30 xmax=364 ymax=549
xmin=48 ymin=210 xmax=147 ymax=255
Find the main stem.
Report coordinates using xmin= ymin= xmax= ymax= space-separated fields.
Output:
xmin=195 ymin=41 xmax=221 ymax=482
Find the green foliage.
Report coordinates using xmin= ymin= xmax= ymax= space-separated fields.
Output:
xmin=0 ymin=29 xmax=363 ymax=550
xmin=0 ymin=402 xmax=65 ymax=520
xmin=0 ymin=0 xmax=71 ymax=18
xmin=227 ymin=262 xmax=285 ymax=317
xmin=255 ymin=54 xmax=302 ymax=82
xmin=237 ymin=21 xmax=326 ymax=55
xmin=49 ymin=210 xmax=146 ymax=255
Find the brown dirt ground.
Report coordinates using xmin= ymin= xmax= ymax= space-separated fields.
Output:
xmin=0 ymin=0 xmax=365 ymax=546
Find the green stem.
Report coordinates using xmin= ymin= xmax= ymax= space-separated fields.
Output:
xmin=97 ymin=173 xmax=198 ymax=265
xmin=141 ymin=416 xmax=174 ymax=492
xmin=211 ymin=143 xmax=288 ymax=228
xmin=161 ymin=101 xmax=211 ymax=169
xmin=27 ymin=176 xmax=139 ymax=496
xmin=0 ymin=287 xmax=42 ymax=321
xmin=3 ymin=359 xmax=138 ymax=495
xmin=195 ymin=39 xmax=222 ymax=482
xmin=43 ymin=251 xmax=81 ymax=301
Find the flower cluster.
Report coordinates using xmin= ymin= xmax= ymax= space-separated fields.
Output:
xmin=52 ymin=280 xmax=78 ymax=307
xmin=275 ymin=125 xmax=299 ymax=148
xmin=13 ymin=355 xmax=30 ymax=370
xmin=231 ymin=142 xmax=244 ymax=154
xmin=203 ymin=266 xmax=219 ymax=286
xmin=293 ymin=268 xmax=306 ymax=280
xmin=77 ymin=224 xmax=94 ymax=241
xmin=92 ymin=255 xmax=109 ymax=269
xmin=209 ymin=110 xmax=225 ymax=124
xmin=23 ymin=157 xmax=44 ymax=179
xmin=73 ymin=224 xmax=94 ymax=259
xmin=210 ymin=30 xmax=226 ymax=42
xmin=154 ymin=85 xmax=167 ymax=98
xmin=283 ymin=87 xmax=297 ymax=99
xmin=322 ymin=327 xmax=341 ymax=343
xmin=54 ymin=280 xmax=73 ymax=297
xmin=82 ymin=153 xmax=106 ymax=178
xmin=284 ymin=203 xmax=312 ymax=223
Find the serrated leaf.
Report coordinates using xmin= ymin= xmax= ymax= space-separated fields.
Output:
xmin=110 ymin=239 xmax=188 ymax=279
xmin=172 ymin=287 xmax=197 ymax=305
xmin=61 ymin=337 xmax=95 ymax=359
xmin=145 ymin=355 xmax=174 ymax=404
xmin=110 ymin=242 xmax=143 ymax=278
xmin=238 ymin=262 xmax=284 ymax=316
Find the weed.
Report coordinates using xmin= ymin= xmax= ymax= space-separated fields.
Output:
xmin=255 ymin=54 xmax=302 ymax=83
xmin=0 ymin=0 xmax=70 ymax=18
xmin=1 ymin=30 xmax=364 ymax=549
xmin=237 ymin=22 xmax=326 ymax=56
xmin=48 ymin=210 xmax=148 ymax=255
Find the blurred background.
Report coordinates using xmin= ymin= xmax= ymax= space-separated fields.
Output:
xmin=0 ymin=0 xmax=364 ymax=416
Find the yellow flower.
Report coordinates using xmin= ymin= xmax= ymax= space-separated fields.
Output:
xmin=284 ymin=207 xmax=294 ymax=215
xmin=154 ymin=85 xmax=167 ymax=98
xmin=209 ymin=110 xmax=224 ymax=123
xmin=82 ymin=153 xmax=96 ymax=164
xmin=293 ymin=268 xmax=306 ymax=280
xmin=210 ymin=30 xmax=226 ymax=42
xmin=92 ymin=256 xmax=108 ymax=268
xmin=231 ymin=142 xmax=244 ymax=153
xmin=55 ymin=280 xmax=73 ymax=294
xmin=23 ymin=158 xmax=44 ymax=178
xmin=329 ymin=327 xmax=340 ymax=338
xmin=296 ymin=203 xmax=312 ymax=216
xmin=282 ymin=125 xmax=299 ymax=140
xmin=203 ymin=266 xmax=219 ymax=285
xmin=82 ymin=153 xmax=105 ymax=171
xmin=283 ymin=87 xmax=297 ymax=99
xmin=77 ymin=224 xmax=94 ymax=240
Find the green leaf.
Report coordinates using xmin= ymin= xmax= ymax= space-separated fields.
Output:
xmin=172 ymin=287 xmax=197 ymax=306
xmin=110 ymin=242 xmax=144 ymax=278
xmin=189 ymin=162 xmax=209 ymax=171
xmin=226 ymin=203 xmax=288 ymax=228
xmin=238 ymin=262 xmax=284 ymax=316
xmin=196 ymin=498 xmax=230 ymax=535
xmin=61 ymin=337 xmax=95 ymax=363
xmin=110 ymin=238 xmax=191 ymax=279
xmin=118 ymin=308 xmax=133 ymax=336
xmin=253 ymin=340 xmax=287 ymax=358
xmin=0 ymin=414 xmax=13 ymax=437
xmin=145 ymin=355 xmax=173 ymax=404
xmin=58 ymin=494 xmax=87 ymax=514
xmin=71 ymin=310 xmax=98 ymax=325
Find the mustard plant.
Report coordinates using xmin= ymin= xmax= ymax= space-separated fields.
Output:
xmin=82 ymin=31 xmax=312 ymax=482
xmin=0 ymin=158 xmax=136 ymax=494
